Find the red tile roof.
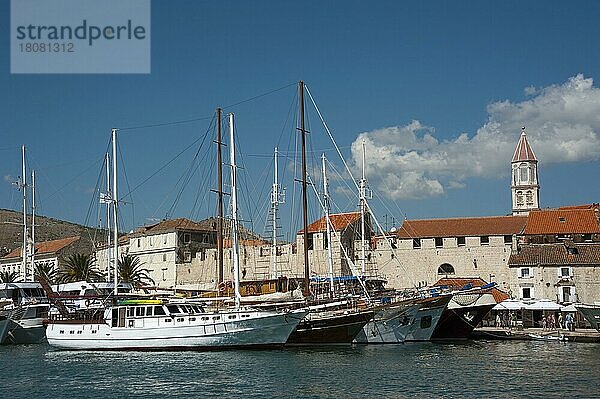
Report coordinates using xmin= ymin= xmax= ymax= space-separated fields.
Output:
xmin=524 ymin=209 xmax=600 ymax=235
xmin=395 ymin=215 xmax=528 ymax=238
xmin=558 ymin=203 xmax=600 ymax=211
xmin=512 ymin=129 xmax=537 ymax=162
xmin=2 ymin=236 xmax=80 ymax=260
xmin=434 ymin=277 xmax=509 ymax=303
xmin=131 ymin=218 xmax=216 ymax=236
xmin=299 ymin=212 xmax=361 ymax=234
xmin=509 ymin=243 xmax=600 ymax=266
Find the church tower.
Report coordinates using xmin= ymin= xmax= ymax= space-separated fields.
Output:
xmin=511 ymin=126 xmax=540 ymax=215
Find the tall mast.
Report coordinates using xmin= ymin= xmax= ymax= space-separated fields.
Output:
xmin=30 ymin=170 xmax=35 ymax=279
xmin=299 ymin=81 xmax=310 ymax=297
xmin=105 ymin=152 xmax=112 ymax=282
xmin=216 ymin=108 xmax=224 ymax=286
xmin=112 ymin=129 xmax=119 ymax=297
xmin=359 ymin=139 xmax=367 ymax=276
xmin=21 ymin=145 xmax=28 ymax=281
xmin=271 ymin=147 xmax=279 ymax=279
xmin=322 ymin=154 xmax=335 ymax=295
xmin=228 ymin=113 xmax=241 ymax=309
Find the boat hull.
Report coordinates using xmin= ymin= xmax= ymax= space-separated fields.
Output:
xmin=0 ymin=317 xmax=9 ymax=344
xmin=575 ymin=304 xmax=600 ymax=331
xmin=431 ymin=293 xmax=496 ymax=340
xmin=403 ymin=295 xmax=451 ymax=342
xmin=355 ymin=295 xmax=450 ymax=343
xmin=286 ymin=310 xmax=374 ymax=344
xmin=45 ymin=309 xmax=307 ymax=350
xmin=4 ymin=318 xmax=46 ymax=344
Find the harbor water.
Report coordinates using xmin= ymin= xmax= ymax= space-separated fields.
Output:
xmin=1 ymin=341 xmax=599 ymax=398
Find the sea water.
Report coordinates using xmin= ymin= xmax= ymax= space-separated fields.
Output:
xmin=1 ymin=341 xmax=599 ymax=398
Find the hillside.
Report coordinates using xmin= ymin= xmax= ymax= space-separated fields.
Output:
xmin=0 ymin=208 xmax=99 ymax=257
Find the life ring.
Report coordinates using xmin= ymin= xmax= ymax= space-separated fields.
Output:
xmin=85 ymin=299 xmax=91 ymax=307
xmin=217 ymin=282 xmax=226 ymax=292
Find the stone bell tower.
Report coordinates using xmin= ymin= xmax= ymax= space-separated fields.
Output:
xmin=511 ymin=126 xmax=540 ymax=215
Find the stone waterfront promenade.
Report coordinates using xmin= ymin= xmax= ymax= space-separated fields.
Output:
xmin=473 ymin=327 xmax=600 ymax=342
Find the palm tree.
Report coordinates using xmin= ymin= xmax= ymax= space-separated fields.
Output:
xmin=118 ymin=254 xmax=154 ymax=289
xmin=34 ymin=262 xmax=57 ymax=285
xmin=0 ymin=271 xmax=20 ymax=283
xmin=57 ymin=253 xmax=103 ymax=283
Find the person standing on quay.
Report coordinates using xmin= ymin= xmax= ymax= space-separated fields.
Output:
xmin=558 ymin=313 xmax=564 ymax=330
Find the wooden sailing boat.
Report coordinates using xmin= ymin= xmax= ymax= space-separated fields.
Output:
xmin=44 ymin=124 xmax=307 ymax=350
xmin=286 ymin=81 xmax=375 ymax=344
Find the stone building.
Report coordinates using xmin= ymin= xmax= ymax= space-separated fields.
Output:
xmin=175 ymin=211 xmax=372 ymax=290
xmin=96 ymin=218 xmax=218 ymax=289
xmin=509 ymin=206 xmax=600 ymax=303
xmin=370 ymin=128 xmax=600 ymax=304
xmin=373 ymin=216 xmax=527 ymax=293
xmin=508 ymin=242 xmax=600 ymax=304
xmin=0 ymin=236 xmax=81 ymax=280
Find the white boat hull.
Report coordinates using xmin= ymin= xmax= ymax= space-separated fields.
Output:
xmin=354 ymin=295 xmax=451 ymax=343
xmin=354 ymin=301 xmax=420 ymax=343
xmin=46 ymin=308 xmax=307 ymax=350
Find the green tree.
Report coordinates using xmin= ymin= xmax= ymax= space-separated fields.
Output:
xmin=0 ymin=271 xmax=20 ymax=283
xmin=57 ymin=254 xmax=103 ymax=283
xmin=34 ymin=262 xmax=57 ymax=285
xmin=118 ymin=254 xmax=154 ymax=289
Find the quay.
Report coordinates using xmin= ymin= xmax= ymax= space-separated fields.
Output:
xmin=472 ymin=327 xmax=600 ymax=343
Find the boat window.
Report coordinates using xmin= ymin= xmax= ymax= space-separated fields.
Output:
xmin=136 ymin=307 xmax=145 ymax=317
xmin=177 ymin=318 xmax=184 ymax=322
xmin=420 ymin=316 xmax=432 ymax=329
xmin=146 ymin=306 xmax=153 ymax=316
xmin=164 ymin=318 xmax=172 ymax=322
xmin=212 ymin=316 xmax=220 ymax=320
xmin=166 ymin=305 xmax=180 ymax=314
xmin=201 ymin=316 xmax=209 ymax=321
xmin=127 ymin=307 xmax=134 ymax=317
xmin=83 ymin=289 xmax=96 ymax=297
xmin=112 ymin=309 xmax=118 ymax=327
xmin=228 ymin=315 xmax=236 ymax=320
xmin=154 ymin=306 xmax=166 ymax=316
xmin=190 ymin=317 xmax=196 ymax=321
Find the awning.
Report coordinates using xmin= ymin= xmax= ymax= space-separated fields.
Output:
xmin=493 ymin=299 xmax=525 ymax=310
xmin=560 ymin=304 xmax=577 ymax=312
xmin=524 ymin=299 xmax=561 ymax=311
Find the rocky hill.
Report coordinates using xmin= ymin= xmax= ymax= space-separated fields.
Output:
xmin=0 ymin=208 xmax=100 ymax=257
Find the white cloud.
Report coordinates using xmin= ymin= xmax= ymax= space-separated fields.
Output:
xmin=352 ymin=74 xmax=600 ymax=199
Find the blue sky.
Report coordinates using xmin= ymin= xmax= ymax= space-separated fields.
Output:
xmin=2 ymin=1 xmax=600 ymax=239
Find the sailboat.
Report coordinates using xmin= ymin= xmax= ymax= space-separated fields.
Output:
xmin=1 ymin=146 xmax=50 ymax=345
xmin=285 ymin=81 xmax=375 ymax=345
xmin=45 ymin=122 xmax=307 ymax=350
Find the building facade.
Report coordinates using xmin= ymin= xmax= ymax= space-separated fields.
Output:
xmin=0 ymin=236 xmax=81 ymax=281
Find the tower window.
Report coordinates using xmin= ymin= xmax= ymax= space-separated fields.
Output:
xmin=516 ymin=191 xmax=524 ymax=206
xmin=519 ymin=164 xmax=528 ymax=182
xmin=526 ymin=191 xmax=533 ymax=204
